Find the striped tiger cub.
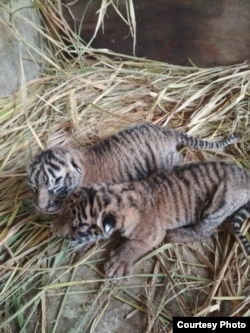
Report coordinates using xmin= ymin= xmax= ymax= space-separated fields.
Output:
xmin=52 ymin=161 xmax=250 ymax=277
xmin=28 ymin=122 xmax=238 ymax=214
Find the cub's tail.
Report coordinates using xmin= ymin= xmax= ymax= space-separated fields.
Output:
xmin=177 ymin=131 xmax=239 ymax=150
xmin=230 ymin=202 xmax=250 ymax=255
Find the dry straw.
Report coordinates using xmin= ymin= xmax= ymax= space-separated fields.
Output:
xmin=0 ymin=1 xmax=249 ymax=332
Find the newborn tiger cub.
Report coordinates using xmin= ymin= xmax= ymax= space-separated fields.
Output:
xmin=52 ymin=161 xmax=250 ymax=278
xmin=28 ymin=122 xmax=238 ymax=214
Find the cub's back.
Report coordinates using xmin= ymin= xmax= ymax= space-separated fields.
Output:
xmin=144 ymin=161 xmax=250 ymax=225
xmin=85 ymin=123 xmax=181 ymax=182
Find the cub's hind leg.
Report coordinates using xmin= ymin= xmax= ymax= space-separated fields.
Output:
xmin=166 ymin=194 xmax=236 ymax=243
xmin=230 ymin=202 xmax=250 ymax=255
xmin=166 ymin=184 xmax=247 ymax=244
xmin=165 ymin=214 xmax=225 ymax=243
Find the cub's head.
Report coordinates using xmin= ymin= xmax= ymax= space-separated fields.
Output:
xmin=52 ymin=185 xmax=117 ymax=246
xmin=28 ymin=148 xmax=82 ymax=214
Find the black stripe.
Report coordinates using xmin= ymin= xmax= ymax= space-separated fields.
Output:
xmin=167 ymin=177 xmax=182 ymax=220
xmin=118 ymin=130 xmax=134 ymax=146
xmin=179 ymin=174 xmax=193 ymax=221
xmin=71 ymin=158 xmax=79 ymax=170
xmin=95 ymin=194 xmax=103 ymax=212
xmin=187 ymin=166 xmax=207 ymax=218
xmin=212 ymin=162 xmax=222 ymax=181
xmin=47 ymin=161 xmax=61 ymax=171
xmin=76 ymin=206 xmax=83 ymax=222
xmin=145 ymin=141 xmax=158 ymax=170
xmin=180 ymin=174 xmax=190 ymax=189
xmin=99 ymin=137 xmax=113 ymax=155
xmin=196 ymin=165 xmax=214 ymax=198
xmin=134 ymin=164 xmax=147 ymax=180
xmin=188 ymin=165 xmax=199 ymax=183
xmin=80 ymin=204 xmax=87 ymax=220
xmin=202 ymin=185 xmax=217 ymax=213
xmin=109 ymin=133 xmax=123 ymax=144
xmin=134 ymin=155 xmax=147 ymax=176
xmin=47 ymin=167 xmax=56 ymax=178
xmin=86 ymin=189 xmax=95 ymax=218
xmin=34 ymin=171 xmax=39 ymax=185
xmin=144 ymin=154 xmax=153 ymax=174
xmin=203 ymin=164 xmax=216 ymax=188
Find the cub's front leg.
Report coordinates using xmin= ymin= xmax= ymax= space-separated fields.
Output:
xmin=104 ymin=233 xmax=165 ymax=278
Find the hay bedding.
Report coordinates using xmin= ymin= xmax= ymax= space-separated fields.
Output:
xmin=0 ymin=3 xmax=250 ymax=333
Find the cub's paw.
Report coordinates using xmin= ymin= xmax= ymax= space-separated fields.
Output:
xmin=104 ymin=250 xmax=132 ymax=278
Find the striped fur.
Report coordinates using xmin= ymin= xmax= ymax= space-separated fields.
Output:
xmin=52 ymin=161 xmax=250 ymax=277
xmin=28 ymin=123 xmax=238 ymax=213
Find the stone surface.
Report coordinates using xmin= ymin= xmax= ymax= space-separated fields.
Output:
xmin=0 ymin=0 xmax=42 ymax=97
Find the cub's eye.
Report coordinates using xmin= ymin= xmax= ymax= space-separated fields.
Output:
xmin=51 ymin=187 xmax=62 ymax=195
xmin=53 ymin=186 xmax=69 ymax=197
xmin=55 ymin=177 xmax=62 ymax=185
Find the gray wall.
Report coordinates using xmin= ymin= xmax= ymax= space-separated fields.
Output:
xmin=0 ymin=0 xmax=42 ymax=97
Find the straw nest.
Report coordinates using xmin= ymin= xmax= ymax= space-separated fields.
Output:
xmin=0 ymin=2 xmax=249 ymax=332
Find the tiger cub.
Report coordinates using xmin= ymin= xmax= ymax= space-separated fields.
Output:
xmin=28 ymin=122 xmax=238 ymax=214
xmin=52 ymin=161 xmax=250 ymax=277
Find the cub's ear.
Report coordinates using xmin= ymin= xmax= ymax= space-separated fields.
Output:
xmin=102 ymin=213 xmax=116 ymax=234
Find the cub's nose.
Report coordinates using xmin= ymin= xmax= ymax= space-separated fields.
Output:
xmin=37 ymin=187 xmax=62 ymax=213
